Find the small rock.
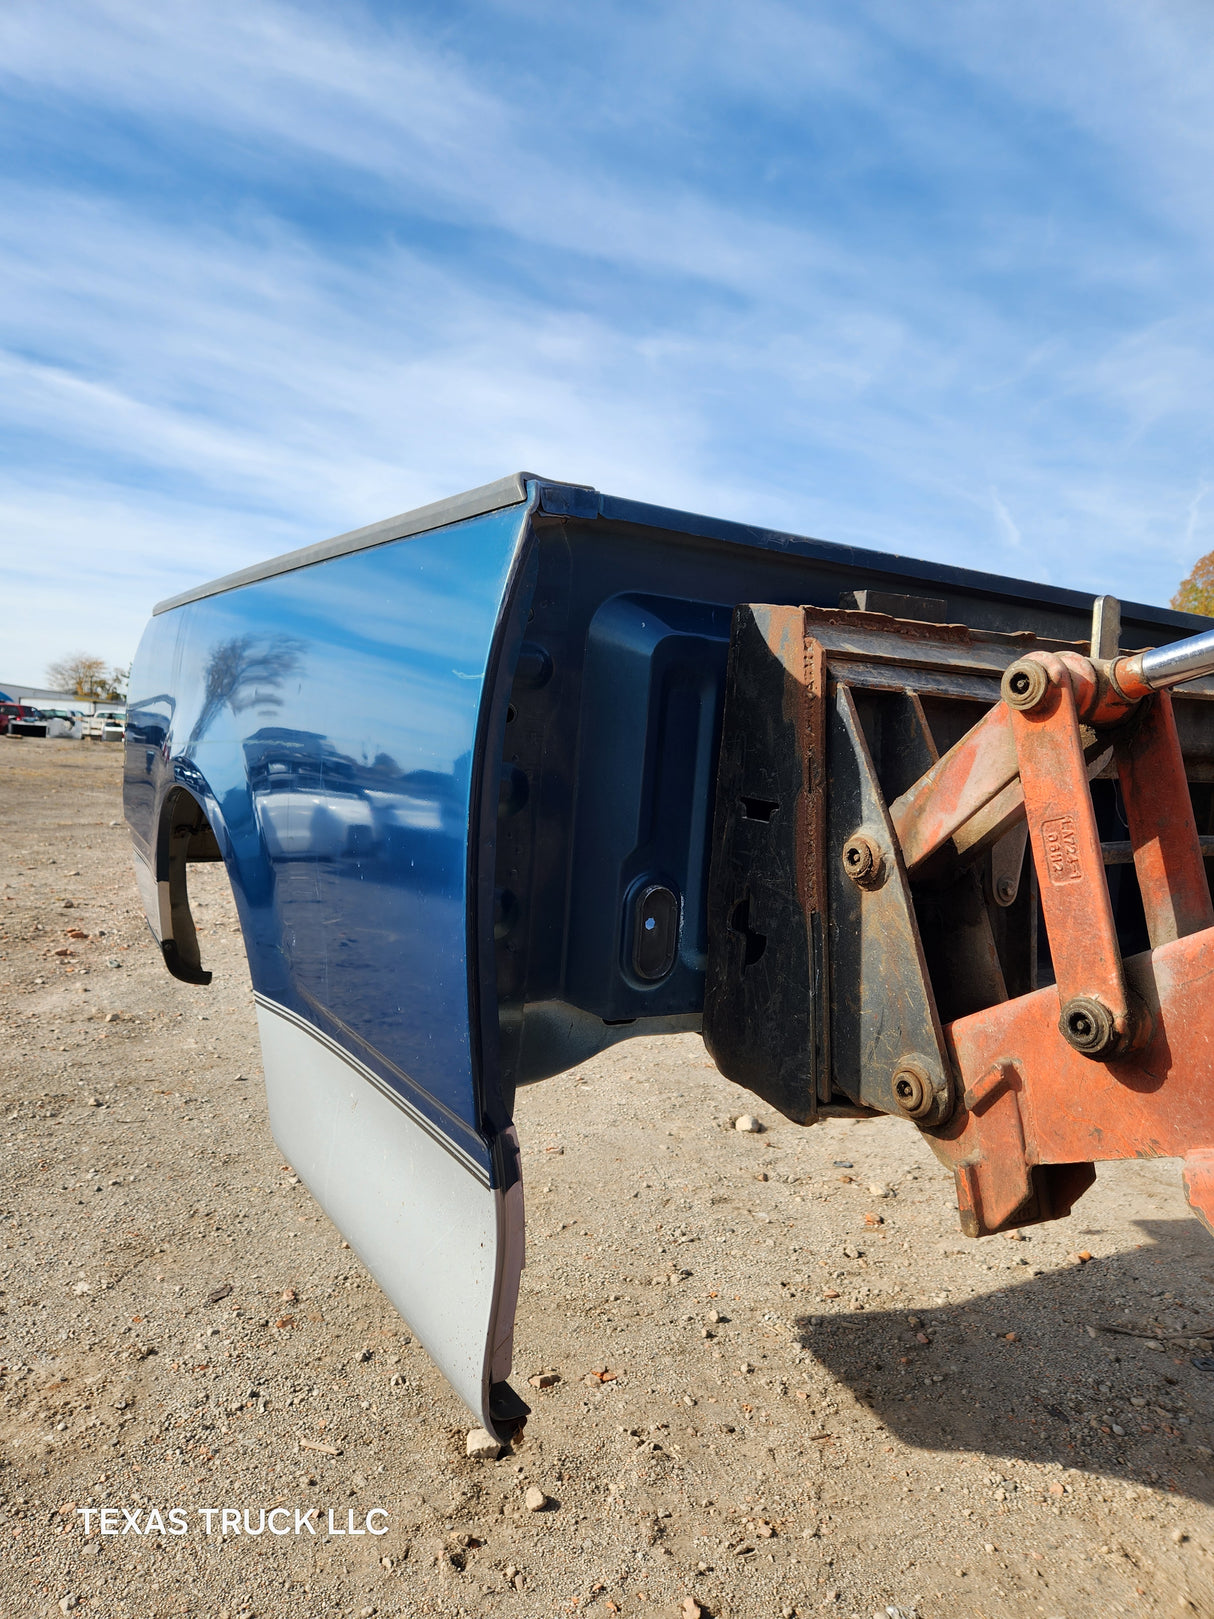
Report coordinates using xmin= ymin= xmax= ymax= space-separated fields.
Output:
xmin=59 ymin=1598 xmax=79 ymax=1614
xmin=88 ymin=1096 xmax=102 ymax=1108
xmin=524 ymin=1485 xmax=547 ymax=1512
xmin=740 ymin=1361 xmax=754 ymax=1374
xmin=735 ymin=1115 xmax=763 ymax=1133
xmin=868 ymin=1183 xmax=890 ymax=1197
xmin=466 ymin=1428 xmax=502 ymax=1461
xmin=681 ymin=1599 xmax=703 ymax=1619
xmin=528 ymin=1372 xmax=559 ymax=1388
xmin=1172 ymin=1528 xmax=1188 ymax=1544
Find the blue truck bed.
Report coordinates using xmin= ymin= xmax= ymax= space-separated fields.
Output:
xmin=124 ymin=473 xmax=1212 ymax=1435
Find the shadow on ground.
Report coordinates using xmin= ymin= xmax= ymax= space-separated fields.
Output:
xmin=796 ymin=1218 xmax=1214 ymax=1503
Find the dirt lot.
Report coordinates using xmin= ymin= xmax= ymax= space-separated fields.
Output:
xmin=1 ymin=739 xmax=1214 ymax=1619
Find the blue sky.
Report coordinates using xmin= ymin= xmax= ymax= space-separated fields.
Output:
xmin=3 ymin=0 xmax=1214 ymax=681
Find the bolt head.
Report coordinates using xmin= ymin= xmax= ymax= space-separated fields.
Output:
xmin=841 ymin=832 xmax=886 ymax=890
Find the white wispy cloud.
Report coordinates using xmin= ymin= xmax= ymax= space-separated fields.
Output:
xmin=2 ymin=0 xmax=1214 ymax=679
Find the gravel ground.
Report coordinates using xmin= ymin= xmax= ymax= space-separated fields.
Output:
xmin=2 ymin=738 xmax=1214 ymax=1619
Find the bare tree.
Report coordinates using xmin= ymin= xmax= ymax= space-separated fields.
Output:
xmin=46 ymin=653 xmax=114 ymax=699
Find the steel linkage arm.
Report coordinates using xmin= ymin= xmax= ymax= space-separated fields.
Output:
xmin=907 ymin=627 xmax=1214 ymax=1238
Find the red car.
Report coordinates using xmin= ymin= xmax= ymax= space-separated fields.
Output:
xmin=0 ymin=702 xmax=47 ymax=737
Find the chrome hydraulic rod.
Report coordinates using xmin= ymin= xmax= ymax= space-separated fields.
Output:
xmin=1115 ymin=626 xmax=1214 ymax=697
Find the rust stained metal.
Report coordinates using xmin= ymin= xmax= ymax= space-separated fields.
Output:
xmin=796 ymin=622 xmax=827 ymax=921
xmin=1010 ymin=674 xmax=1134 ymax=1053
xmin=702 ymin=604 xmax=829 ymax=1123
xmin=826 ymin=681 xmax=952 ymax=1123
xmin=890 ymin=646 xmax=1140 ymax=873
xmin=889 ymin=703 xmax=1018 ymax=873
xmin=753 ymin=604 xmax=831 ymax=1104
xmin=1114 ymin=691 xmax=1214 ymax=947
xmin=932 ymin=921 xmax=1214 ymax=1234
xmin=709 ymin=600 xmax=1214 ymax=1241
xmin=918 ymin=651 xmax=1214 ymax=1234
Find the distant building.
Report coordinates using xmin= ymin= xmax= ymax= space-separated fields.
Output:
xmin=0 ymin=682 xmax=124 ymax=716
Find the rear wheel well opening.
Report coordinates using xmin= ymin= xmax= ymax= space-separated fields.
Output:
xmin=158 ymin=787 xmax=223 ymax=985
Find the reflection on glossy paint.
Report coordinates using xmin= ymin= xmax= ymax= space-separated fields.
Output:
xmin=185 ymin=634 xmax=305 ymax=752
xmin=123 ymin=502 xmax=532 ymax=1166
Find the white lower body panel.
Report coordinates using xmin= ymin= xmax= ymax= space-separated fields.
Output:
xmin=255 ymin=997 xmax=523 ymax=1438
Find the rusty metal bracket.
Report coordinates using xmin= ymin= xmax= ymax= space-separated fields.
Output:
xmin=703 ymin=605 xmax=829 ymax=1122
xmin=704 ymin=598 xmax=1214 ymax=1245
xmin=827 ymin=682 xmax=952 ymax=1123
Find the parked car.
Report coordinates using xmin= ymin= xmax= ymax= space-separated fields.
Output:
xmin=0 ymin=702 xmax=47 ymax=737
xmin=40 ymin=709 xmax=85 ymax=739
xmin=83 ymin=709 xmax=126 ymax=741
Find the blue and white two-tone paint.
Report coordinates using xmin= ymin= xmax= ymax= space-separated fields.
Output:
xmin=126 ymin=475 xmax=538 ymax=1437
